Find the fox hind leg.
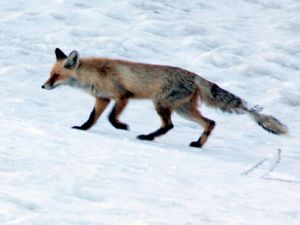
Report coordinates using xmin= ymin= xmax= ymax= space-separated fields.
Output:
xmin=137 ymin=102 xmax=174 ymax=141
xmin=176 ymin=100 xmax=215 ymax=148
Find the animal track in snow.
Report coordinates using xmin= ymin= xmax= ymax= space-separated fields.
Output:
xmin=242 ymin=149 xmax=300 ymax=183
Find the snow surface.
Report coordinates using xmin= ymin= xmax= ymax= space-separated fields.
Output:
xmin=0 ymin=0 xmax=300 ymax=224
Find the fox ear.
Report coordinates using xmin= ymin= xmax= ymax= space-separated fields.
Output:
xmin=55 ymin=48 xmax=67 ymax=61
xmin=65 ymin=50 xmax=79 ymax=69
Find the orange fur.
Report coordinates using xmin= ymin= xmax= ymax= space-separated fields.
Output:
xmin=42 ymin=48 xmax=288 ymax=147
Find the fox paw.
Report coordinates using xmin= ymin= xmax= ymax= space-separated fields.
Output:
xmin=72 ymin=125 xmax=87 ymax=130
xmin=189 ymin=141 xmax=202 ymax=148
xmin=112 ymin=122 xmax=129 ymax=130
xmin=137 ymin=134 xmax=155 ymax=141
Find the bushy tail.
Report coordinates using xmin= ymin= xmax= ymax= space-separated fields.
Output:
xmin=247 ymin=109 xmax=288 ymax=135
xmin=195 ymin=76 xmax=288 ymax=135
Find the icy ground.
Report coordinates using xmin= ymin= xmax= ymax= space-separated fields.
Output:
xmin=0 ymin=0 xmax=300 ymax=224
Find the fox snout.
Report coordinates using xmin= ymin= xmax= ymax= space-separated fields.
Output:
xmin=41 ymin=83 xmax=54 ymax=90
xmin=41 ymin=74 xmax=59 ymax=90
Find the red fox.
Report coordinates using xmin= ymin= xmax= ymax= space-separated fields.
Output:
xmin=42 ymin=48 xmax=288 ymax=148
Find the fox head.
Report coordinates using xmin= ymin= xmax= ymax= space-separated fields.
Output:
xmin=42 ymin=48 xmax=80 ymax=90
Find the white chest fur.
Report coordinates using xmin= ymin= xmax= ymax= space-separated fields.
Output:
xmin=68 ymin=78 xmax=113 ymax=98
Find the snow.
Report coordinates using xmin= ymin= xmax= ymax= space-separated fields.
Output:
xmin=0 ymin=0 xmax=300 ymax=224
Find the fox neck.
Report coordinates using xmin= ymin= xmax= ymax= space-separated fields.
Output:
xmin=69 ymin=67 xmax=113 ymax=99
xmin=68 ymin=77 xmax=91 ymax=89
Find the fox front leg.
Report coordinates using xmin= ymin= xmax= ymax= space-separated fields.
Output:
xmin=72 ymin=97 xmax=110 ymax=130
xmin=108 ymin=98 xmax=129 ymax=130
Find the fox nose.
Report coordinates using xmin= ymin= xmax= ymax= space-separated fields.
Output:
xmin=41 ymin=85 xmax=45 ymax=89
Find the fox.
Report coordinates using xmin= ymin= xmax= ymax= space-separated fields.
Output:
xmin=42 ymin=48 xmax=288 ymax=148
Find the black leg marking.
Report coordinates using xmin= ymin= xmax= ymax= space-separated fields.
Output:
xmin=137 ymin=134 xmax=155 ymax=141
xmin=190 ymin=120 xmax=215 ymax=148
xmin=190 ymin=141 xmax=202 ymax=148
xmin=72 ymin=108 xmax=96 ymax=130
xmin=108 ymin=98 xmax=129 ymax=130
xmin=137 ymin=124 xmax=174 ymax=141
xmin=108 ymin=107 xmax=128 ymax=130
xmin=137 ymin=105 xmax=173 ymax=141
xmin=109 ymin=119 xmax=128 ymax=130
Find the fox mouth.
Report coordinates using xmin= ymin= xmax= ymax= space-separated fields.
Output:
xmin=42 ymin=78 xmax=68 ymax=90
xmin=41 ymin=83 xmax=57 ymax=90
xmin=42 ymin=84 xmax=52 ymax=90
